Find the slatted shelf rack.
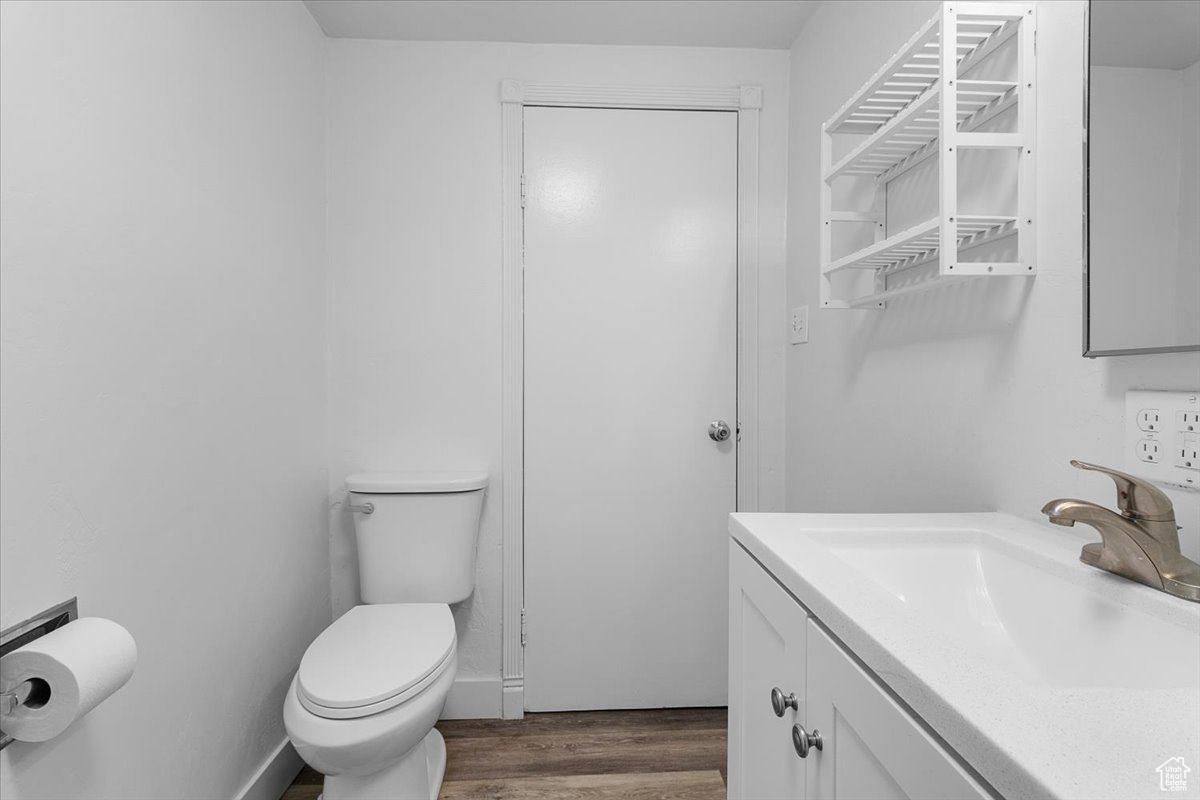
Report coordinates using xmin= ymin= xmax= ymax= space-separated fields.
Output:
xmin=819 ymin=2 xmax=1036 ymax=309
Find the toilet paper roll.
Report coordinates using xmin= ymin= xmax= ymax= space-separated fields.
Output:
xmin=0 ymin=617 xmax=137 ymax=742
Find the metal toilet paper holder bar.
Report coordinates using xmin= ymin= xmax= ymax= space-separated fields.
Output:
xmin=0 ymin=597 xmax=78 ymax=750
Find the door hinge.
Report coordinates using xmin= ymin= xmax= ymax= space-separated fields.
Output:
xmin=520 ymin=608 xmax=528 ymax=647
xmin=519 ymin=173 xmax=528 ymax=209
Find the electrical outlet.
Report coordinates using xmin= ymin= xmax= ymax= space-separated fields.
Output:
xmin=1126 ymin=391 xmax=1200 ymax=490
xmin=1178 ymin=433 xmax=1199 ymax=471
xmin=1137 ymin=439 xmax=1161 ymax=463
xmin=1137 ymin=408 xmax=1162 ymax=432
xmin=790 ymin=305 xmax=809 ymax=345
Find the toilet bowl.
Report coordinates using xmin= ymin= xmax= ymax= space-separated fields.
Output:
xmin=284 ymin=471 xmax=487 ymax=800
xmin=283 ymin=604 xmax=457 ymax=800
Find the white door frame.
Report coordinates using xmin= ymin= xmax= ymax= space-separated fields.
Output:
xmin=500 ymin=80 xmax=763 ymax=719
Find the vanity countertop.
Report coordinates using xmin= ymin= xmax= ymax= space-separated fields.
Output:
xmin=730 ymin=511 xmax=1200 ymax=800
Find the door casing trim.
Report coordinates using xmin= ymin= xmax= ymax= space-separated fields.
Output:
xmin=500 ymin=80 xmax=763 ymax=718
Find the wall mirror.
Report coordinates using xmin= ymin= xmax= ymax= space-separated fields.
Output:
xmin=1086 ymin=0 xmax=1200 ymax=356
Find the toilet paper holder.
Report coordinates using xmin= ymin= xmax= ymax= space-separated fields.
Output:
xmin=0 ymin=597 xmax=77 ymax=749
xmin=0 ymin=678 xmax=49 ymax=716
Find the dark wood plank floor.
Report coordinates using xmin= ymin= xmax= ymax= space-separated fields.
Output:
xmin=281 ymin=707 xmax=727 ymax=800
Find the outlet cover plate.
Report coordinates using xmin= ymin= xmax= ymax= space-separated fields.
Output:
xmin=1125 ymin=390 xmax=1200 ymax=491
xmin=790 ymin=305 xmax=809 ymax=345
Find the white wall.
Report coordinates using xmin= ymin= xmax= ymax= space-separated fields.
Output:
xmin=325 ymin=40 xmax=790 ymax=714
xmin=785 ymin=2 xmax=1200 ymax=556
xmin=0 ymin=2 xmax=328 ymax=798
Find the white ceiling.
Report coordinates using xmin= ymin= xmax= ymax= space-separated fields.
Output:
xmin=303 ymin=0 xmax=821 ymax=49
xmin=1091 ymin=0 xmax=1200 ymax=70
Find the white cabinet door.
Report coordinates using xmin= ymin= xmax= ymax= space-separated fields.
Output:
xmin=728 ymin=542 xmax=809 ymax=800
xmin=805 ymin=622 xmax=993 ymax=800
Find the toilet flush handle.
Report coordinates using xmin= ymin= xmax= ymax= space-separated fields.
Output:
xmin=346 ymin=501 xmax=374 ymax=515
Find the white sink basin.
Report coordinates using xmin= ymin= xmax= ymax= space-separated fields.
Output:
xmin=811 ymin=528 xmax=1200 ymax=689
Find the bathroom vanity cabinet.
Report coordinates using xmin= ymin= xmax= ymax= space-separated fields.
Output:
xmin=727 ymin=541 xmax=992 ymax=800
xmin=727 ymin=512 xmax=1200 ymax=800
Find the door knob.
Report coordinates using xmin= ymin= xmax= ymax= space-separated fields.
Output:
xmin=770 ymin=687 xmax=798 ymax=717
xmin=792 ymin=724 xmax=823 ymax=758
xmin=708 ymin=420 xmax=732 ymax=442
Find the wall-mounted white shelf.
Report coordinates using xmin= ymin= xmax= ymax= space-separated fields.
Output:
xmin=824 ymin=215 xmax=1016 ymax=275
xmin=819 ymin=2 xmax=1036 ymax=309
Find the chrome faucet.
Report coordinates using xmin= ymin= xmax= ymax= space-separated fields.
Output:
xmin=1042 ymin=460 xmax=1200 ymax=602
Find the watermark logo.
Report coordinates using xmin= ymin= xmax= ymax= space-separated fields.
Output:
xmin=1158 ymin=757 xmax=1191 ymax=793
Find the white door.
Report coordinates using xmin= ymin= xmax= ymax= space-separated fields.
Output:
xmin=523 ymin=106 xmax=738 ymax=711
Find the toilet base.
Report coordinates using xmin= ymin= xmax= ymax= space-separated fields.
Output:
xmin=425 ymin=727 xmax=447 ymax=798
xmin=321 ymin=728 xmax=447 ymax=800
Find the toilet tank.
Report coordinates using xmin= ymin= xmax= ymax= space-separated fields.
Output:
xmin=346 ymin=471 xmax=488 ymax=604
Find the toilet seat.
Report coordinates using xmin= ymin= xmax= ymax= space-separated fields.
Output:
xmin=296 ymin=603 xmax=455 ymax=720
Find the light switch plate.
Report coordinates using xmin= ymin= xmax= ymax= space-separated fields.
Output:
xmin=1125 ymin=390 xmax=1200 ymax=491
xmin=790 ymin=305 xmax=809 ymax=345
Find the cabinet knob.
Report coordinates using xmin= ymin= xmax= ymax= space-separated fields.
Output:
xmin=792 ymin=724 xmax=823 ymax=758
xmin=770 ymin=687 xmax=798 ymax=717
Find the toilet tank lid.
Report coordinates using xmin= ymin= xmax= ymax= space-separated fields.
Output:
xmin=345 ymin=471 xmax=489 ymax=494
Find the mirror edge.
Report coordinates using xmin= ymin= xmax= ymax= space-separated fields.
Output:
xmin=1083 ymin=0 xmax=1200 ymax=358
xmin=1083 ymin=0 xmax=1091 ymax=357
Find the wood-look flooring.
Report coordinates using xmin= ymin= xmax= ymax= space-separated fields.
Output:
xmin=280 ymin=707 xmax=727 ymax=800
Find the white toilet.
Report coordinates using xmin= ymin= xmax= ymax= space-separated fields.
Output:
xmin=284 ymin=471 xmax=487 ymax=800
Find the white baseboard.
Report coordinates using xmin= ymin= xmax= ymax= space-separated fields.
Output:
xmin=440 ymin=676 xmax=502 ymax=720
xmin=502 ymin=679 xmax=524 ymax=719
xmin=234 ymin=738 xmax=304 ymax=800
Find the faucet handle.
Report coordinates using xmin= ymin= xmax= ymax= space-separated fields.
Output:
xmin=1070 ymin=460 xmax=1175 ymax=521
